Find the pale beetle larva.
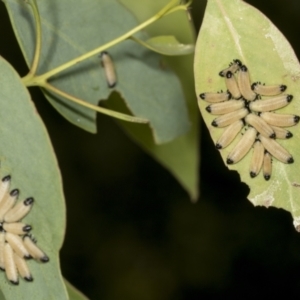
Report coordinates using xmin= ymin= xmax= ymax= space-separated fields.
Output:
xmin=0 ymin=175 xmax=49 ymax=285
xmin=200 ymin=59 xmax=299 ymax=180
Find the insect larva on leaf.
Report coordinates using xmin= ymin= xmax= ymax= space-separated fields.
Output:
xmin=249 ymin=139 xmax=264 ymax=178
xmin=204 ymin=59 xmax=297 ymax=180
xmin=211 ymin=108 xmax=248 ymax=127
xmin=259 ymin=135 xmax=294 ymax=164
xmin=23 ymin=235 xmax=49 ymax=263
xmin=0 ymin=176 xmax=48 ymax=284
xmin=259 ymin=112 xmax=300 ymax=127
xmin=270 ymin=126 xmax=293 ymax=139
xmin=0 ymin=189 xmax=19 ymax=221
xmin=100 ymin=51 xmax=117 ymax=88
xmin=249 ymin=95 xmax=293 ymax=112
xmin=263 ymin=151 xmax=272 ymax=181
xmin=219 ymin=59 xmax=242 ymax=77
xmin=5 ymin=232 xmax=31 ymax=259
xmin=215 ymin=120 xmax=244 ymax=149
xmin=0 ymin=176 xmax=11 ymax=204
xmin=2 ymin=223 xmax=32 ymax=235
xmin=245 ymin=113 xmax=275 ymax=139
xmin=0 ymin=232 xmax=5 ymax=270
xmin=251 ymin=82 xmax=287 ymax=96
xmin=227 ymin=127 xmax=257 ymax=164
xmin=225 ymin=71 xmax=242 ymax=99
xmin=237 ymin=65 xmax=257 ymax=101
xmin=4 ymin=197 xmax=34 ymax=223
xmin=4 ymin=243 xmax=18 ymax=285
xmin=199 ymin=91 xmax=232 ymax=103
xmin=14 ymin=253 xmax=33 ymax=282
xmin=206 ymin=99 xmax=245 ymax=115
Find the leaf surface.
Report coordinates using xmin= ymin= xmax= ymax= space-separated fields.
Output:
xmin=4 ymin=0 xmax=190 ymax=143
xmin=194 ymin=0 xmax=300 ymax=227
xmin=132 ymin=35 xmax=195 ymax=56
xmin=0 ymin=57 xmax=66 ymax=298
xmin=117 ymin=0 xmax=199 ymax=200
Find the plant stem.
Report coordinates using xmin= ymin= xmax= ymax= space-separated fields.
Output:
xmin=22 ymin=0 xmax=41 ymax=83
xmin=165 ymin=0 xmax=193 ymax=16
xmin=42 ymin=83 xmax=149 ymax=124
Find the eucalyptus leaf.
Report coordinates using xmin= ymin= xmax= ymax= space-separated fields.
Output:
xmin=65 ymin=279 xmax=89 ymax=300
xmin=131 ymin=35 xmax=195 ymax=56
xmin=0 ymin=290 xmax=5 ymax=300
xmin=4 ymin=0 xmax=190 ymax=143
xmin=194 ymin=0 xmax=300 ymax=227
xmin=0 ymin=57 xmax=66 ymax=298
xmin=117 ymin=0 xmax=199 ymax=200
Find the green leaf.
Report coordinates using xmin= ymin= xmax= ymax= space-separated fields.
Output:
xmin=116 ymin=0 xmax=199 ymax=200
xmin=4 ymin=0 xmax=190 ymax=143
xmin=65 ymin=279 xmax=89 ymax=300
xmin=194 ymin=0 xmax=300 ymax=227
xmin=0 ymin=290 xmax=5 ymax=300
xmin=131 ymin=35 xmax=195 ymax=56
xmin=0 ymin=57 xmax=66 ymax=297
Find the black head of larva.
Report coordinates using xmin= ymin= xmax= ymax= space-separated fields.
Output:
xmin=0 ymin=223 xmax=3 ymax=232
xmin=280 ymin=85 xmax=287 ymax=92
xmin=199 ymin=93 xmax=206 ymax=100
xmin=233 ymin=59 xmax=242 ymax=67
xmin=215 ymin=143 xmax=222 ymax=150
xmin=270 ymin=133 xmax=276 ymax=139
xmin=24 ymin=276 xmax=33 ymax=282
xmin=206 ymin=106 xmax=212 ymax=113
xmin=226 ymin=158 xmax=234 ymax=164
xmin=287 ymin=157 xmax=294 ymax=164
xmin=251 ymin=82 xmax=258 ymax=91
xmin=219 ymin=71 xmax=225 ymax=77
xmin=23 ymin=225 xmax=32 ymax=232
xmin=250 ymin=171 xmax=257 ymax=178
xmin=226 ymin=91 xmax=232 ymax=100
xmin=10 ymin=189 xmax=19 ymax=197
xmin=294 ymin=116 xmax=300 ymax=124
xmin=2 ymin=175 xmax=11 ymax=182
xmin=40 ymin=256 xmax=50 ymax=263
xmin=226 ymin=71 xmax=233 ymax=79
xmin=99 ymin=51 xmax=108 ymax=58
xmin=286 ymin=131 xmax=293 ymax=139
xmin=24 ymin=197 xmax=34 ymax=206
xmin=211 ymin=120 xmax=218 ymax=127
xmin=240 ymin=65 xmax=248 ymax=72
xmin=287 ymin=95 xmax=293 ymax=102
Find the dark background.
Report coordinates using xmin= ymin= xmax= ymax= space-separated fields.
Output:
xmin=1 ymin=1 xmax=300 ymax=299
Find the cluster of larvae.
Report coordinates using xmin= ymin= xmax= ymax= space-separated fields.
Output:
xmin=200 ymin=59 xmax=299 ymax=180
xmin=0 ymin=175 xmax=49 ymax=285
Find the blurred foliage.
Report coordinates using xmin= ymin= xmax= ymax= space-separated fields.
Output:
xmin=1 ymin=0 xmax=300 ymax=299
